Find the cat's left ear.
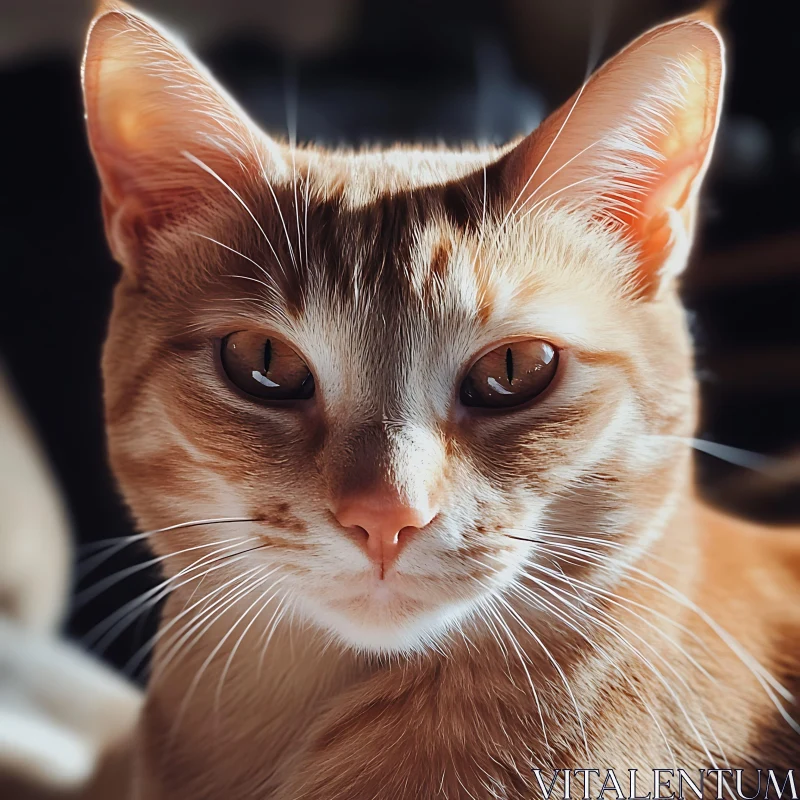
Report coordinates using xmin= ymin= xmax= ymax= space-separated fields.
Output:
xmin=502 ymin=17 xmax=724 ymax=296
xmin=82 ymin=2 xmax=285 ymax=271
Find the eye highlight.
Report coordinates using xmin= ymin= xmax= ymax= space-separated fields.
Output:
xmin=460 ymin=339 xmax=558 ymax=409
xmin=220 ymin=331 xmax=315 ymax=402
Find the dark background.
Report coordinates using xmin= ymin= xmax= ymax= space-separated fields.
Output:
xmin=0 ymin=0 xmax=798 ymax=679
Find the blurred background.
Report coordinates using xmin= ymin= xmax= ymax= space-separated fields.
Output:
xmin=0 ymin=0 xmax=798 ymax=680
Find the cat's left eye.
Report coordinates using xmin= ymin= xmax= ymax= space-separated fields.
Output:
xmin=220 ymin=331 xmax=315 ymax=402
xmin=460 ymin=339 xmax=558 ymax=409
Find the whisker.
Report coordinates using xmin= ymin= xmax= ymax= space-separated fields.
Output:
xmin=525 ymin=555 xmax=716 ymax=682
xmin=500 ymin=75 xmax=591 ymax=230
xmin=214 ymin=576 xmax=287 ymax=712
xmin=259 ymin=158 xmax=298 ymax=275
xmin=170 ymin=566 xmax=282 ymax=735
xmin=284 ymin=62 xmax=304 ymax=272
xmin=523 ymin=549 xmax=716 ymax=662
xmin=153 ymin=569 xmax=268 ymax=692
xmin=256 ymin=593 xmax=291 ymax=679
xmin=75 ymin=536 xmax=249 ymax=610
xmin=493 ymin=590 xmax=591 ymax=761
xmin=512 ymin=139 xmax=601 ymax=220
xmin=522 ymin=562 xmax=730 ymax=765
xmin=188 ymin=233 xmax=281 ymax=296
xmin=125 ymin=561 xmax=264 ymax=679
xmin=514 ymin=175 xmax=606 ymax=226
xmin=153 ymin=552 xmax=274 ymax=684
xmin=182 ymin=151 xmax=287 ymax=278
xmin=78 ymin=515 xmax=258 ymax=577
xmin=478 ymin=590 xmax=553 ymax=757
xmin=521 ymin=534 xmax=799 ymax=733
xmin=88 ymin=543 xmax=263 ymax=656
xmin=521 ymin=568 xmax=722 ymax=767
xmin=652 ymin=434 xmax=783 ymax=472
xmin=502 ymin=579 xmax=678 ymax=769
xmin=478 ymin=542 xmax=715 ymax=662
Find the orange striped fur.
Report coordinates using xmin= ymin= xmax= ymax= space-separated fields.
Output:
xmin=82 ymin=4 xmax=799 ymax=798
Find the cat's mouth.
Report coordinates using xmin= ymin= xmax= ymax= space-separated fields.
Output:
xmin=328 ymin=567 xmax=422 ymax=608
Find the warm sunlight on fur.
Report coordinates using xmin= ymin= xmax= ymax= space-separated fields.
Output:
xmin=78 ymin=4 xmax=800 ymax=799
xmin=83 ymin=4 xmax=717 ymax=654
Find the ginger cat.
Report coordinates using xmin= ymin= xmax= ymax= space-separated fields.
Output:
xmin=81 ymin=4 xmax=800 ymax=798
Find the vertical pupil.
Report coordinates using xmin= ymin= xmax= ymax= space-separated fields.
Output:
xmin=264 ymin=339 xmax=272 ymax=373
xmin=506 ymin=347 xmax=513 ymax=383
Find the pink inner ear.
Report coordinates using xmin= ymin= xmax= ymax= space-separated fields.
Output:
xmin=503 ymin=18 xmax=724 ymax=286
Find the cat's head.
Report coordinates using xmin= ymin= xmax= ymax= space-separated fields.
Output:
xmin=83 ymin=4 xmax=723 ymax=653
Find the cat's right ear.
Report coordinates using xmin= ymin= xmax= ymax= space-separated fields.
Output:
xmin=82 ymin=3 xmax=284 ymax=271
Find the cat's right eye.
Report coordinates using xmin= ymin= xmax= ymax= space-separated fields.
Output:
xmin=220 ymin=332 xmax=315 ymax=402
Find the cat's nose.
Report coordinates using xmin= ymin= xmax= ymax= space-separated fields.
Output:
xmin=334 ymin=491 xmax=437 ymax=577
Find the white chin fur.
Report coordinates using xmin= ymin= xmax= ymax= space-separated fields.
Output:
xmin=299 ymin=596 xmax=478 ymax=655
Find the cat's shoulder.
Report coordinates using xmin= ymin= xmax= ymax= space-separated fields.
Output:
xmin=695 ymin=499 xmax=800 ymax=592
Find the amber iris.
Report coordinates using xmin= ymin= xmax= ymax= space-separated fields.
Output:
xmin=221 ymin=332 xmax=315 ymax=401
xmin=460 ymin=340 xmax=558 ymax=409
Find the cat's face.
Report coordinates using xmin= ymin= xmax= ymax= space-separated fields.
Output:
xmin=84 ymin=7 xmax=723 ymax=653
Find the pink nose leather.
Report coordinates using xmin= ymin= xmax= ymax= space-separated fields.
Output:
xmin=334 ymin=492 xmax=437 ymax=577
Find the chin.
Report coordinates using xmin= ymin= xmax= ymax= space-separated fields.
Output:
xmin=300 ymin=578 xmax=481 ymax=655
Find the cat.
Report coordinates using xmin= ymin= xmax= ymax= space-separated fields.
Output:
xmin=81 ymin=3 xmax=800 ymax=798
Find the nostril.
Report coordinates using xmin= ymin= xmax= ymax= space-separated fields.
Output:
xmin=399 ymin=512 xmax=435 ymax=541
xmin=395 ymin=524 xmax=419 ymax=550
xmin=341 ymin=523 xmax=370 ymax=547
